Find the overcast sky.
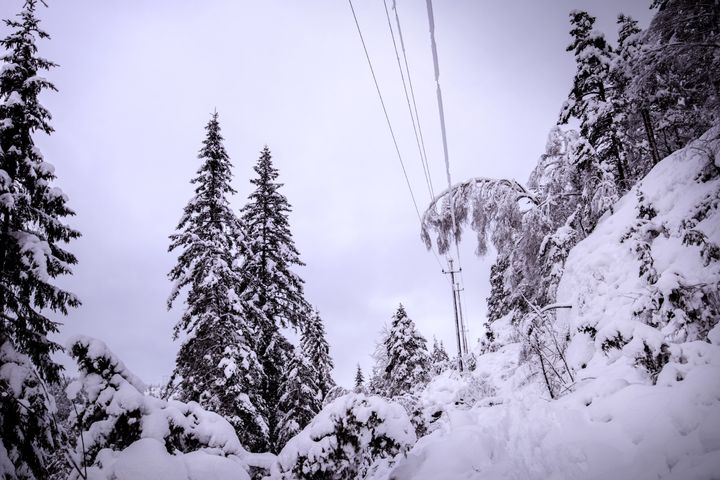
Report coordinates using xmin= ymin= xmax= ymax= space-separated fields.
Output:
xmin=0 ymin=0 xmax=653 ymax=387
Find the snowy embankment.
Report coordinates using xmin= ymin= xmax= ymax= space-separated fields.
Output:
xmin=379 ymin=126 xmax=720 ymax=480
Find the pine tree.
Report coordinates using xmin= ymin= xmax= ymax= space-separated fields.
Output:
xmin=0 ymin=2 xmax=79 ymax=477
xmin=559 ymin=10 xmax=628 ymax=224
xmin=354 ymin=364 xmax=365 ymax=393
xmin=430 ymin=337 xmax=450 ymax=373
xmin=238 ymin=145 xmax=310 ymax=451
xmin=167 ymin=113 xmax=267 ymax=451
xmin=276 ymin=347 xmax=320 ymax=448
xmin=384 ymin=305 xmax=430 ymax=397
xmin=368 ymin=325 xmax=390 ymax=396
xmin=300 ymin=309 xmax=335 ymax=401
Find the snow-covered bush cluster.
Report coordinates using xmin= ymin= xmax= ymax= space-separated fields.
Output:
xmin=557 ymin=125 xmax=720 ymax=383
xmin=271 ymin=393 xmax=416 ymax=480
xmin=65 ymin=335 xmax=253 ymax=480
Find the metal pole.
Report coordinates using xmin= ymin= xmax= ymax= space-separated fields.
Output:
xmin=444 ymin=259 xmax=464 ymax=371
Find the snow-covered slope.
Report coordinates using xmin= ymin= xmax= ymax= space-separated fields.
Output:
xmin=380 ymin=126 xmax=720 ymax=480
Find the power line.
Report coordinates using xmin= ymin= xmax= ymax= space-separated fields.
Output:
xmin=425 ymin=0 xmax=470 ymax=352
xmin=382 ymin=0 xmax=435 ymax=201
xmin=391 ymin=0 xmax=434 ymax=200
xmin=347 ymin=0 xmax=447 ymax=275
xmin=347 ymin=0 xmax=421 ymax=223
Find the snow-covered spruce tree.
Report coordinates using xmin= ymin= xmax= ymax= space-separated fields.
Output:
xmin=610 ymin=13 xmax=656 ymax=182
xmin=430 ymin=337 xmax=450 ymax=375
xmin=353 ymin=364 xmax=365 ymax=393
xmin=368 ymin=325 xmax=390 ymax=396
xmin=0 ymin=2 xmax=79 ymax=477
xmin=167 ymin=112 xmax=267 ymax=451
xmin=300 ymin=309 xmax=335 ymax=401
xmin=276 ymin=347 xmax=320 ymax=449
xmin=237 ymin=145 xmax=310 ymax=451
xmin=559 ymin=10 xmax=629 ymax=226
xmin=383 ymin=305 xmax=430 ymax=397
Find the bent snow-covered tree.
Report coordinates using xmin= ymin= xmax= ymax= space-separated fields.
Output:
xmin=0 ymin=1 xmax=79 ymax=477
xmin=167 ymin=112 xmax=267 ymax=451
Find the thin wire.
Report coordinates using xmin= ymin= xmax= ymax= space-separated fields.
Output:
xmin=348 ymin=0 xmax=447 ymax=276
xmin=425 ymin=0 xmax=471 ymax=338
xmin=348 ymin=0 xmax=421 ymax=222
xmin=382 ymin=0 xmax=435 ymax=201
xmin=391 ymin=0 xmax=434 ymax=199
xmin=425 ymin=0 xmax=462 ymax=265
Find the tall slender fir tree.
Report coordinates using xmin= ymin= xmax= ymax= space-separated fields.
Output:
xmin=384 ymin=305 xmax=430 ymax=397
xmin=238 ymin=145 xmax=310 ymax=452
xmin=276 ymin=346 xmax=321 ymax=449
xmin=0 ymin=2 xmax=79 ymax=477
xmin=167 ymin=113 xmax=267 ymax=451
xmin=559 ymin=10 xmax=628 ymax=225
xmin=354 ymin=364 xmax=365 ymax=393
xmin=300 ymin=309 xmax=335 ymax=401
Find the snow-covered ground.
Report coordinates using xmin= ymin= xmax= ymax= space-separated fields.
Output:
xmin=377 ymin=126 xmax=720 ymax=479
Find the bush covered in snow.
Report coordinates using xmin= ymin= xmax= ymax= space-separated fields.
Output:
xmin=272 ymin=393 xmax=416 ymax=480
xmin=66 ymin=335 xmax=253 ymax=480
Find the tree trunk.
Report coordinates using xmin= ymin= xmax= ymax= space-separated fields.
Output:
xmin=641 ymin=108 xmax=661 ymax=165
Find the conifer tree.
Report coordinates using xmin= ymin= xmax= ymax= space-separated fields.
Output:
xmin=629 ymin=0 xmax=720 ymax=157
xmin=430 ymin=337 xmax=450 ymax=373
xmin=368 ymin=325 xmax=390 ymax=396
xmin=238 ymin=145 xmax=310 ymax=451
xmin=0 ymin=2 xmax=79 ymax=476
xmin=384 ymin=305 xmax=430 ymax=397
xmin=167 ymin=113 xmax=267 ymax=451
xmin=559 ymin=10 xmax=628 ymax=224
xmin=354 ymin=364 xmax=365 ymax=393
xmin=300 ymin=309 xmax=335 ymax=400
xmin=276 ymin=347 xmax=320 ymax=448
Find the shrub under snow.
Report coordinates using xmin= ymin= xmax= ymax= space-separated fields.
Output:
xmin=271 ymin=393 xmax=416 ymax=480
xmin=66 ymin=335 xmax=254 ymax=480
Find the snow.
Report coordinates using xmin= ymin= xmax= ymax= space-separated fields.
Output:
xmin=65 ymin=336 xmax=254 ymax=480
xmin=88 ymin=438 xmax=250 ymax=480
xmin=372 ymin=125 xmax=720 ymax=480
xmin=271 ymin=393 xmax=416 ymax=479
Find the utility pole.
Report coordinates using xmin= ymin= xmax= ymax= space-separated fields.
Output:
xmin=443 ymin=258 xmax=464 ymax=371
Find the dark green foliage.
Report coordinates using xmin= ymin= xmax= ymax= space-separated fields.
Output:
xmin=353 ymin=364 xmax=364 ymax=392
xmin=384 ymin=305 xmax=430 ymax=397
xmin=277 ymin=348 xmax=320 ymax=448
xmin=167 ymin=113 xmax=267 ymax=451
xmin=300 ymin=310 xmax=335 ymax=401
xmin=0 ymin=2 xmax=78 ymax=477
xmin=237 ymin=146 xmax=312 ymax=452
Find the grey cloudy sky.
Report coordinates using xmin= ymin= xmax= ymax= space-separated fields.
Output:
xmin=1 ymin=0 xmax=653 ymax=387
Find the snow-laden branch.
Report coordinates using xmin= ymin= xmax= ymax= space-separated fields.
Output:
xmin=421 ymin=177 xmax=537 ymax=255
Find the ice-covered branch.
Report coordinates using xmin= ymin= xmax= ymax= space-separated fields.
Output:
xmin=421 ymin=177 xmax=537 ymax=255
